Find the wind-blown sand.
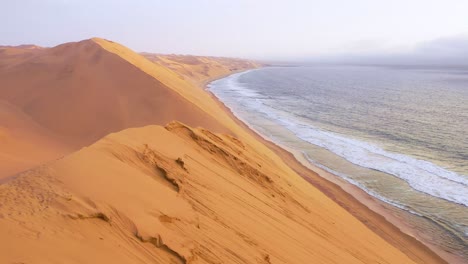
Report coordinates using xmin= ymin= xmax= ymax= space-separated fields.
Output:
xmin=0 ymin=38 xmax=448 ymax=263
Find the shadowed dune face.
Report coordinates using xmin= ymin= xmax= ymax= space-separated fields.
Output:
xmin=0 ymin=39 xmax=226 ymax=146
xmin=0 ymin=100 xmax=70 ymax=178
xmin=0 ymin=122 xmax=417 ymax=264
xmin=0 ymin=38 xmax=257 ymax=178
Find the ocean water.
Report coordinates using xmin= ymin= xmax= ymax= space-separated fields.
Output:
xmin=208 ymin=65 xmax=468 ymax=260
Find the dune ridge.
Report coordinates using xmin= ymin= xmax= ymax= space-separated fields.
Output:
xmin=0 ymin=38 xmax=257 ymax=178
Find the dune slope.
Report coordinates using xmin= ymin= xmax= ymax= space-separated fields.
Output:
xmin=0 ymin=38 xmax=257 ymax=178
xmin=0 ymin=122 xmax=417 ymax=264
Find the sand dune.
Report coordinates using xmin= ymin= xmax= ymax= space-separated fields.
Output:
xmin=0 ymin=38 xmax=226 ymax=145
xmin=0 ymin=121 xmax=419 ymax=263
xmin=0 ymin=38 xmax=256 ymax=178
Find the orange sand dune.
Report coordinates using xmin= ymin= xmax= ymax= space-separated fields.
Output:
xmin=0 ymin=122 xmax=419 ymax=264
xmin=0 ymin=38 xmax=256 ymax=178
xmin=0 ymin=39 xmax=226 ymax=145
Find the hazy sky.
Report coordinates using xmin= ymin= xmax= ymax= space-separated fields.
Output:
xmin=2 ymin=0 xmax=468 ymax=60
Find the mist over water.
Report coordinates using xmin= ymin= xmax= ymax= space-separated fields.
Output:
xmin=209 ymin=65 xmax=468 ymax=259
xmin=301 ymin=35 xmax=468 ymax=67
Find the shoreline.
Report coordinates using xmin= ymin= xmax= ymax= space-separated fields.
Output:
xmin=203 ymin=69 xmax=459 ymax=264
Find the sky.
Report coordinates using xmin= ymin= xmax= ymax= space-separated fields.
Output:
xmin=2 ymin=0 xmax=468 ymax=61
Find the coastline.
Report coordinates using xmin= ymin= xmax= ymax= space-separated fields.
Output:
xmin=203 ymin=69 xmax=458 ymax=264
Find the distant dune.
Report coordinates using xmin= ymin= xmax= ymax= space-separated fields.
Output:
xmin=0 ymin=38 xmax=446 ymax=263
xmin=143 ymin=53 xmax=262 ymax=85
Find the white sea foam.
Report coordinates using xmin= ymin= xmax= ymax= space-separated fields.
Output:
xmin=210 ymin=71 xmax=468 ymax=207
xmin=302 ymin=152 xmax=424 ymax=217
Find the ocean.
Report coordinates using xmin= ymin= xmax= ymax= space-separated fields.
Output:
xmin=208 ymin=65 xmax=468 ymax=260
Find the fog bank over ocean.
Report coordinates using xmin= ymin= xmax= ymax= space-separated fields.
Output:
xmin=295 ymin=34 xmax=468 ymax=66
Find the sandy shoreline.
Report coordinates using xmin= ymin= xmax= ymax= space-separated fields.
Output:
xmin=204 ymin=69 xmax=460 ymax=264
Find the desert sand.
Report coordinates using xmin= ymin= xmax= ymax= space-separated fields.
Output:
xmin=0 ymin=38 xmax=256 ymax=179
xmin=0 ymin=38 xmax=447 ymax=263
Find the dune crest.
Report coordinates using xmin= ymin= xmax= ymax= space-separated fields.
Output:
xmin=0 ymin=121 xmax=417 ymax=263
